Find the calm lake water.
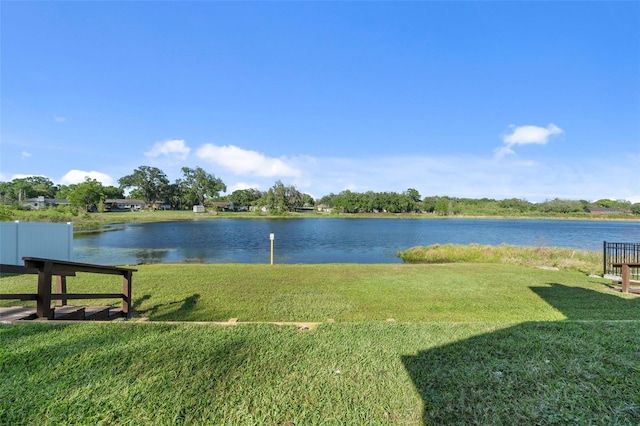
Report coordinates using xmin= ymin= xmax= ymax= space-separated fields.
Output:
xmin=72 ymin=218 xmax=640 ymax=265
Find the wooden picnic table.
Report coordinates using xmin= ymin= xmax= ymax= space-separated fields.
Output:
xmin=611 ymin=262 xmax=640 ymax=294
xmin=1 ymin=257 xmax=136 ymax=319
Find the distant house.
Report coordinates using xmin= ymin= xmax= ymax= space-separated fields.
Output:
xmin=148 ymin=201 xmax=172 ymax=211
xmin=104 ymin=199 xmax=146 ymax=211
xmin=316 ymin=204 xmax=333 ymax=213
xmin=23 ymin=196 xmax=70 ymax=210
xmin=209 ymin=201 xmax=235 ymax=212
xmin=193 ymin=205 xmax=205 ymax=213
xmin=249 ymin=205 xmax=268 ymax=213
xmin=587 ymin=208 xmax=626 ymax=215
xmin=295 ymin=206 xmax=315 ymax=213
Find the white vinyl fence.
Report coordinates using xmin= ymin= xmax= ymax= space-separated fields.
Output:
xmin=0 ymin=221 xmax=73 ymax=265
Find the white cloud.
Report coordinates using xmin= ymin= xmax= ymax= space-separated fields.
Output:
xmin=196 ymin=144 xmax=302 ymax=178
xmin=60 ymin=170 xmax=115 ymax=186
xmin=21 ymin=151 xmax=32 ymax=158
xmin=185 ymin=142 xmax=637 ymax=204
xmin=145 ymin=139 xmax=191 ymax=160
xmin=243 ymin=152 xmax=637 ymax=203
xmin=54 ymin=115 xmax=66 ymax=123
xmin=495 ymin=124 xmax=563 ymax=159
xmin=226 ymin=182 xmax=264 ymax=193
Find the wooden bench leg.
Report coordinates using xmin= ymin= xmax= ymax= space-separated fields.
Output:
xmin=37 ymin=263 xmax=54 ymax=319
xmin=622 ymin=264 xmax=630 ymax=294
xmin=122 ymin=272 xmax=132 ymax=318
xmin=56 ymin=275 xmax=68 ymax=306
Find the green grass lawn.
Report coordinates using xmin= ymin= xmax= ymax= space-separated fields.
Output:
xmin=0 ymin=263 xmax=629 ymax=322
xmin=2 ymin=263 xmax=640 ymax=424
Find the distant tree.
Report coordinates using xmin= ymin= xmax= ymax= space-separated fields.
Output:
xmin=498 ymin=198 xmax=533 ymax=213
xmin=66 ymin=178 xmax=105 ymax=212
xmin=55 ymin=185 xmax=72 ymax=200
xmin=316 ymin=193 xmax=335 ymax=209
xmin=539 ymin=198 xmax=584 ymax=214
xmin=433 ymin=196 xmax=460 ymax=216
xmin=378 ymin=192 xmax=403 ymax=213
xmin=4 ymin=176 xmax=58 ymax=203
xmin=287 ymin=186 xmax=303 ymax=211
xmin=22 ymin=176 xmax=58 ymax=198
xmin=422 ymin=196 xmax=440 ymax=213
xmin=300 ymin=193 xmax=315 ymax=207
xmin=319 ymin=189 xmax=415 ymax=213
xmin=0 ymin=181 xmax=16 ymax=205
xmin=331 ymin=190 xmax=360 ymax=213
xmin=405 ymin=188 xmax=420 ymax=202
xmin=577 ymin=199 xmax=591 ymax=211
xmin=266 ymin=180 xmax=289 ymax=213
xmin=118 ymin=166 xmax=170 ymax=206
xmin=264 ymin=180 xmax=308 ymax=213
xmin=592 ymin=199 xmax=615 ymax=208
xmin=167 ymin=181 xmax=188 ymax=210
xmin=128 ymin=188 xmax=147 ymax=202
xmin=180 ymin=166 xmax=226 ymax=206
xmin=102 ymin=185 xmax=124 ymax=200
xmin=403 ymin=188 xmax=421 ymax=212
xmin=434 ymin=197 xmax=450 ymax=216
xmin=591 ymin=199 xmax=632 ymax=210
xmin=229 ymin=188 xmax=264 ymax=208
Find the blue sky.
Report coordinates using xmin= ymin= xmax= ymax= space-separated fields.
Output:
xmin=2 ymin=1 xmax=639 ymax=202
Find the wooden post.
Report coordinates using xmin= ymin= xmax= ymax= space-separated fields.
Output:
xmin=56 ymin=275 xmax=67 ymax=306
xmin=621 ymin=263 xmax=630 ymax=294
xmin=37 ymin=261 xmax=53 ymax=319
xmin=122 ymin=271 xmax=132 ymax=318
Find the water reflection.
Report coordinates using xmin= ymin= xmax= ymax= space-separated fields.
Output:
xmin=134 ymin=248 xmax=171 ymax=264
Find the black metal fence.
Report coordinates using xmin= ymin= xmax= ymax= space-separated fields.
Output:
xmin=603 ymin=241 xmax=640 ymax=280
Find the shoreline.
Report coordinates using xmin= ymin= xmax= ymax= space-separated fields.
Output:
xmin=10 ymin=209 xmax=639 ymax=233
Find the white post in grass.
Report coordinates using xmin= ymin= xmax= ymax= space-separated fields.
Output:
xmin=270 ymin=233 xmax=275 ymax=265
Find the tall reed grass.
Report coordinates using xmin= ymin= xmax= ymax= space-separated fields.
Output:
xmin=398 ymin=243 xmax=601 ymax=274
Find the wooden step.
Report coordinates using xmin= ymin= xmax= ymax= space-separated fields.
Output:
xmin=1 ymin=305 xmax=126 ymax=321
xmin=0 ymin=307 xmax=38 ymax=323
xmin=108 ymin=308 xmax=125 ymax=320
xmin=84 ymin=306 xmax=111 ymax=321
xmin=53 ymin=306 xmax=86 ymax=320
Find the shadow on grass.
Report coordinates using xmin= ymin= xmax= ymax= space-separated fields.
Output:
xmin=136 ymin=293 xmax=201 ymax=321
xmin=531 ymin=282 xmax=640 ymax=320
xmin=402 ymin=284 xmax=640 ymax=424
xmin=132 ymin=294 xmax=152 ymax=309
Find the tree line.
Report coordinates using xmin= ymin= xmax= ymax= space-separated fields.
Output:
xmin=0 ymin=166 xmax=312 ymax=214
xmin=1 ymin=165 xmax=639 ymax=216
xmin=320 ymin=191 xmax=640 ymax=216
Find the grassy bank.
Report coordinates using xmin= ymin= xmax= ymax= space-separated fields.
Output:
xmin=3 ymin=262 xmax=640 ymax=424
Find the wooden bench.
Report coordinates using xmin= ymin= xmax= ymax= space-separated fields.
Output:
xmin=611 ymin=262 xmax=640 ymax=294
xmin=1 ymin=257 xmax=137 ymax=320
xmin=0 ymin=264 xmax=76 ymax=306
